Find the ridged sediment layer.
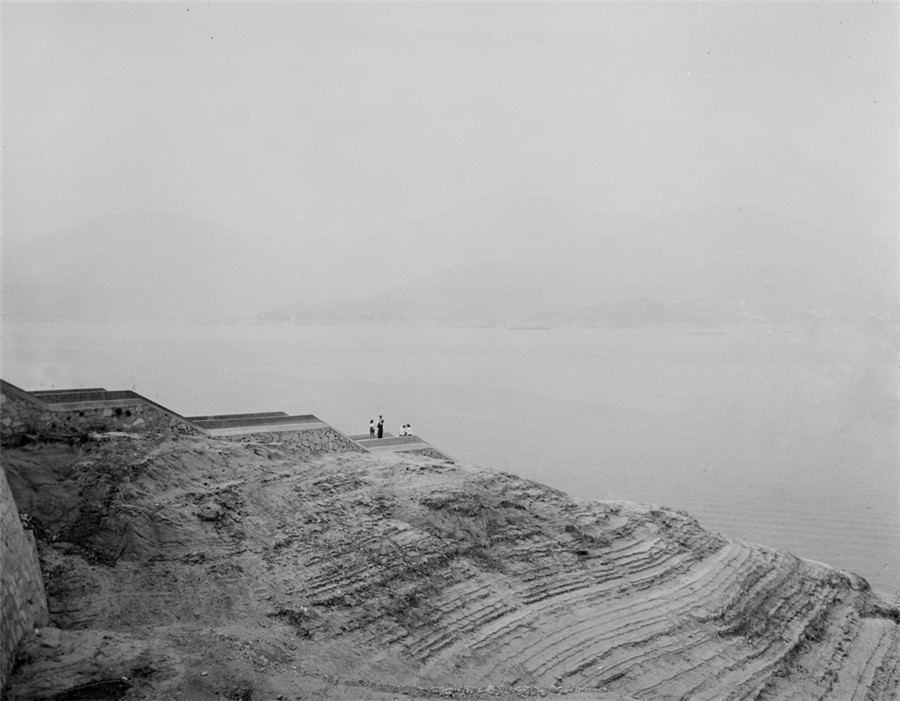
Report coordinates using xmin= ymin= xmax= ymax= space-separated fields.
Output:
xmin=4 ymin=435 xmax=898 ymax=700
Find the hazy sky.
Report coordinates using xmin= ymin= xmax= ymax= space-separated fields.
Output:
xmin=2 ymin=2 xmax=897 ymax=244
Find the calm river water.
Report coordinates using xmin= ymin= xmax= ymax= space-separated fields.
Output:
xmin=2 ymin=321 xmax=897 ymax=595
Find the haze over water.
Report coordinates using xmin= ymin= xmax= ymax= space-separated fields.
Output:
xmin=3 ymin=320 xmax=897 ymax=597
xmin=2 ymin=1 xmax=897 ymax=603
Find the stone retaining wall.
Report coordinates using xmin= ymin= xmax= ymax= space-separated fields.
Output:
xmin=1 ymin=469 xmax=48 ymax=690
xmin=224 ymin=426 xmax=367 ymax=456
xmin=0 ymin=382 xmax=199 ymax=444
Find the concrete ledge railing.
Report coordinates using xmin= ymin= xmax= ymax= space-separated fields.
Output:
xmin=187 ymin=412 xmax=288 ymax=423
xmin=190 ymin=414 xmax=320 ymax=431
xmin=30 ymin=388 xmax=108 ymax=399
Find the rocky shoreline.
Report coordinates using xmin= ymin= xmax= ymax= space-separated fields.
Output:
xmin=3 ymin=431 xmax=899 ymax=699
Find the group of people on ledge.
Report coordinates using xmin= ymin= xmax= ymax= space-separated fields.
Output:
xmin=368 ymin=416 xmax=412 ymax=439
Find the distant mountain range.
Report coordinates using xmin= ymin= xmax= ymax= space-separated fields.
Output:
xmin=2 ymin=193 xmax=894 ymax=328
xmin=253 ymin=194 xmax=894 ymax=328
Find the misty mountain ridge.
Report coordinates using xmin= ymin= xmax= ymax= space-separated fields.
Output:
xmin=2 ymin=211 xmax=306 ymax=322
xmin=256 ymin=196 xmax=893 ymax=328
xmin=2 ymin=194 xmax=893 ymax=328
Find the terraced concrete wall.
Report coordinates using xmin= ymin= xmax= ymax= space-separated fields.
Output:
xmin=0 ymin=382 xmax=199 ymax=444
xmin=224 ymin=426 xmax=367 ymax=456
xmin=405 ymin=447 xmax=453 ymax=461
xmin=1 ymin=469 xmax=48 ymax=689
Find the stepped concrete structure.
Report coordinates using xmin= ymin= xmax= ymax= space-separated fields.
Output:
xmin=0 ymin=381 xmax=202 ymax=440
xmin=0 ymin=379 xmax=450 ymax=460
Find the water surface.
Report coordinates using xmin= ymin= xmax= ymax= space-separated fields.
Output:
xmin=2 ymin=321 xmax=896 ymax=595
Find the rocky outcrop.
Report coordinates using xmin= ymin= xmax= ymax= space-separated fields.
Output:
xmin=2 ymin=433 xmax=898 ymax=700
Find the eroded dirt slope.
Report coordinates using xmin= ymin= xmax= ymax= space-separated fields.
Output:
xmin=3 ymin=433 xmax=899 ymax=700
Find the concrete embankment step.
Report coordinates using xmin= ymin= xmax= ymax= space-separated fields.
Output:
xmin=187 ymin=411 xmax=288 ymax=422
xmin=190 ymin=414 xmax=321 ymax=430
xmin=199 ymin=417 xmax=331 ymax=437
xmin=352 ymin=434 xmax=454 ymax=460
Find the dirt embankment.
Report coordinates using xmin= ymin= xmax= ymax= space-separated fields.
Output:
xmin=3 ymin=433 xmax=899 ymax=700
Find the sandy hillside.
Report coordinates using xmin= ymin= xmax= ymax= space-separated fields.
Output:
xmin=3 ymin=433 xmax=899 ymax=700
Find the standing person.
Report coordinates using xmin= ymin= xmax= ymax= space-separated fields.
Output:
xmin=369 ymin=419 xmax=375 ymax=439
xmin=377 ymin=415 xmax=384 ymax=439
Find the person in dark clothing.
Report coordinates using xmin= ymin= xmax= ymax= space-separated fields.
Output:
xmin=377 ymin=415 xmax=384 ymax=439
